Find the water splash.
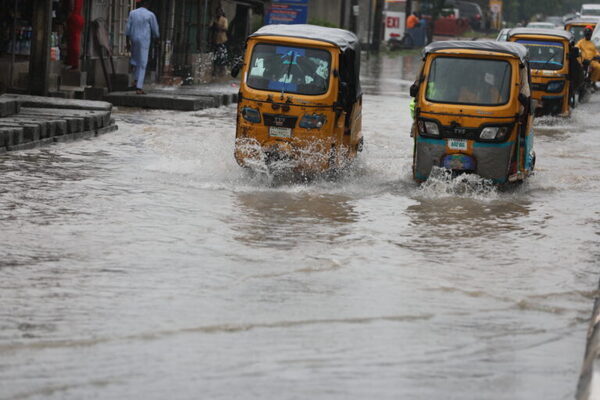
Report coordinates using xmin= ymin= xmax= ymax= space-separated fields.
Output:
xmin=416 ymin=167 xmax=498 ymax=200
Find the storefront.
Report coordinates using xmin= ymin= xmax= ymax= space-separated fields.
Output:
xmin=0 ymin=0 xmax=268 ymax=96
xmin=0 ymin=0 xmax=71 ymax=93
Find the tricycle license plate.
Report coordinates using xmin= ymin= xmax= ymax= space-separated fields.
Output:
xmin=269 ymin=127 xmax=292 ymax=138
xmin=448 ymin=138 xmax=468 ymax=151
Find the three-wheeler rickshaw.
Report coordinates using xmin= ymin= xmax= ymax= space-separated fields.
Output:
xmin=565 ymin=18 xmax=599 ymax=43
xmin=233 ymin=25 xmax=363 ymax=175
xmin=410 ymin=41 xmax=535 ymax=184
xmin=507 ymin=28 xmax=578 ymax=116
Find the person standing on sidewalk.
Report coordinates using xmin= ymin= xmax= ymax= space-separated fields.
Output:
xmin=126 ymin=0 xmax=159 ymax=95
xmin=211 ymin=6 xmax=229 ymax=78
xmin=66 ymin=0 xmax=84 ymax=70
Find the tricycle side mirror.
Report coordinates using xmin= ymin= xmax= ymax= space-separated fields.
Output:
xmin=409 ymin=82 xmax=420 ymax=98
xmin=231 ymin=58 xmax=244 ymax=78
xmin=518 ymin=92 xmax=532 ymax=110
xmin=518 ymin=93 xmax=529 ymax=104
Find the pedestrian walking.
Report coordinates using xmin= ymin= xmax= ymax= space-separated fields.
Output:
xmin=211 ymin=6 xmax=229 ymax=78
xmin=126 ymin=0 xmax=159 ymax=95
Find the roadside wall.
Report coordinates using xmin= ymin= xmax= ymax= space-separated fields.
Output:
xmin=577 ymin=280 xmax=600 ymax=400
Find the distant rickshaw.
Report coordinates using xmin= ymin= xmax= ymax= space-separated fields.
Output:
xmin=565 ymin=17 xmax=599 ymax=43
xmin=232 ymin=25 xmax=363 ymax=175
xmin=410 ymin=41 xmax=535 ymax=184
xmin=508 ymin=28 xmax=580 ymax=116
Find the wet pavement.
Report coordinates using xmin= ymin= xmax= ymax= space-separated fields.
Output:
xmin=0 ymin=54 xmax=598 ymax=399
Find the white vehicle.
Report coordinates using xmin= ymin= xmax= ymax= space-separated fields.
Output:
xmin=592 ymin=23 xmax=600 ymax=48
xmin=581 ymin=4 xmax=600 ymax=17
xmin=526 ymin=22 xmax=557 ymax=29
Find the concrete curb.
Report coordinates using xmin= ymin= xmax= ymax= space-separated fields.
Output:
xmin=577 ymin=280 xmax=600 ymax=400
xmin=0 ymin=95 xmax=118 ymax=153
xmin=2 ymin=124 xmax=118 ymax=152
xmin=0 ymin=94 xmax=112 ymax=111
xmin=104 ymin=89 xmax=238 ymax=111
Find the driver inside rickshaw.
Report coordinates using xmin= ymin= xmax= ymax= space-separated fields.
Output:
xmin=426 ymin=57 xmax=510 ymax=105
xmin=576 ymin=26 xmax=600 ymax=83
xmin=457 ymin=72 xmax=502 ymax=104
xmin=248 ymin=45 xmax=330 ymax=95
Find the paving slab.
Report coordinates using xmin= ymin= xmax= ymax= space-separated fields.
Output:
xmin=0 ymin=121 xmax=41 ymax=142
xmin=106 ymin=91 xmax=216 ymax=111
xmin=0 ymin=94 xmax=112 ymax=111
xmin=18 ymin=107 xmax=110 ymax=131
xmin=0 ymin=98 xmax=20 ymax=117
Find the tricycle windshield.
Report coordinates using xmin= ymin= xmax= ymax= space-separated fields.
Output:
xmin=246 ymin=43 xmax=331 ymax=96
xmin=516 ymin=40 xmax=564 ymax=70
xmin=426 ymin=56 xmax=512 ymax=106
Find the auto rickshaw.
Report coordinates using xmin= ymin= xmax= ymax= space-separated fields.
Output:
xmin=410 ymin=41 xmax=535 ymax=184
xmin=565 ymin=17 xmax=599 ymax=43
xmin=232 ymin=24 xmax=363 ymax=174
xmin=507 ymin=28 xmax=578 ymax=116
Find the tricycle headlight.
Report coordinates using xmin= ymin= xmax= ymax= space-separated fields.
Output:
xmin=299 ymin=114 xmax=327 ymax=129
xmin=546 ymin=80 xmax=565 ymax=93
xmin=241 ymin=107 xmax=261 ymax=123
xmin=480 ymin=126 xmax=509 ymax=140
xmin=424 ymin=121 xmax=440 ymax=136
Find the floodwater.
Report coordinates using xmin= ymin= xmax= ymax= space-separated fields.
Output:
xmin=1 ymin=54 xmax=598 ymax=400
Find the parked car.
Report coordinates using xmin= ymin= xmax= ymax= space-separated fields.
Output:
xmin=446 ymin=0 xmax=485 ymax=31
xmin=496 ymin=28 xmax=510 ymax=41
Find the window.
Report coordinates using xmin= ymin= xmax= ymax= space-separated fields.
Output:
xmin=247 ymin=43 xmax=331 ymax=96
xmin=516 ymin=40 xmax=564 ymax=71
xmin=426 ymin=56 xmax=512 ymax=106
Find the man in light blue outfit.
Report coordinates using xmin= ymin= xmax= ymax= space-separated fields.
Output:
xmin=126 ymin=0 xmax=159 ymax=94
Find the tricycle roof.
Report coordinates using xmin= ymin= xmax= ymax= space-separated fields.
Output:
xmin=423 ymin=40 xmax=529 ymax=63
xmin=565 ymin=17 xmax=600 ymax=26
xmin=249 ymin=24 xmax=360 ymax=52
xmin=508 ymin=28 xmax=574 ymax=42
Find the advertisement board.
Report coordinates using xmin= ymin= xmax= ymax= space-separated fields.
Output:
xmin=266 ymin=3 xmax=309 ymax=25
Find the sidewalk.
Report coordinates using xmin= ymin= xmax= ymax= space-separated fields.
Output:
xmin=105 ymin=80 xmax=240 ymax=111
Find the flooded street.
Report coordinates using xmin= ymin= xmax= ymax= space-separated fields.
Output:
xmin=1 ymin=54 xmax=599 ymax=399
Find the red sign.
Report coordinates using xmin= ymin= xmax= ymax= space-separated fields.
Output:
xmin=386 ymin=16 xmax=400 ymax=28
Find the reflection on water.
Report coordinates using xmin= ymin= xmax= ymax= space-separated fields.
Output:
xmin=361 ymin=53 xmax=422 ymax=95
xmin=231 ymin=192 xmax=358 ymax=249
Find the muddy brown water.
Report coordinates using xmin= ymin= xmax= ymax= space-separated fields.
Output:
xmin=0 ymin=54 xmax=598 ymax=399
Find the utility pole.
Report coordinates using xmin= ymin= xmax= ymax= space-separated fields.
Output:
xmin=29 ymin=0 xmax=52 ymax=96
xmin=371 ymin=0 xmax=384 ymax=52
xmin=350 ymin=0 xmax=359 ymax=34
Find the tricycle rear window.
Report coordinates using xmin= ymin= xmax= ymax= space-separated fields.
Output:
xmin=426 ymin=57 xmax=512 ymax=106
xmin=516 ymin=40 xmax=564 ymax=70
xmin=246 ymin=43 xmax=331 ymax=96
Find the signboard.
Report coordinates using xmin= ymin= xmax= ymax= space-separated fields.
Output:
xmin=489 ymin=0 xmax=502 ymax=13
xmin=489 ymin=0 xmax=503 ymax=30
xmin=384 ymin=11 xmax=406 ymax=40
xmin=266 ymin=3 xmax=309 ymax=25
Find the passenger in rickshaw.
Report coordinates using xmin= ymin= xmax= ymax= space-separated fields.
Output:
xmin=576 ymin=26 xmax=600 ymax=83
